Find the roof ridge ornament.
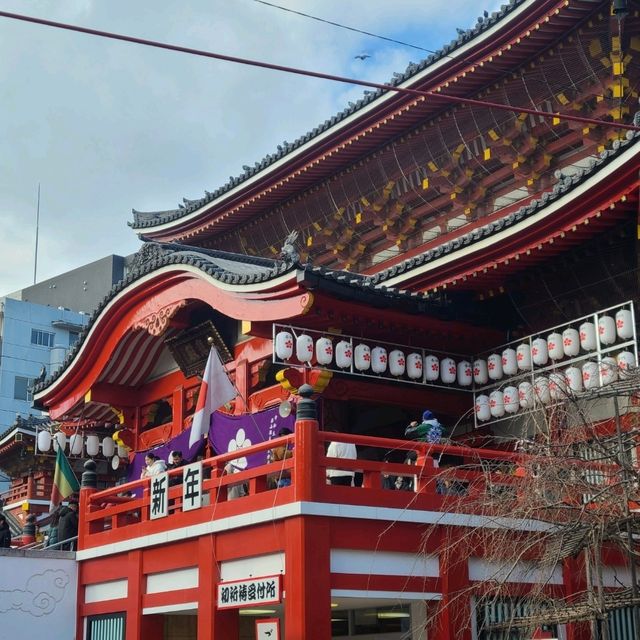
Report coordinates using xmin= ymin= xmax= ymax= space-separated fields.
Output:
xmin=279 ymin=230 xmax=300 ymax=264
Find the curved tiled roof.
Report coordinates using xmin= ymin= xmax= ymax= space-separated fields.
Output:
xmin=34 ymin=241 xmax=446 ymax=395
xmin=130 ymin=0 xmax=526 ymax=230
xmin=369 ymin=131 xmax=640 ymax=285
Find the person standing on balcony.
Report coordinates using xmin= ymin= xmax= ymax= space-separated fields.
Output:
xmin=167 ymin=450 xmax=185 ymax=487
xmin=140 ymin=453 xmax=167 ymax=479
xmin=58 ymin=498 xmax=79 ymax=550
xmin=0 ymin=514 xmax=11 ymax=548
xmin=404 ymin=410 xmax=445 ymax=443
xmin=46 ymin=508 xmax=62 ymax=548
xmin=326 ymin=428 xmax=357 ymax=486
xmin=269 ymin=427 xmax=293 ymax=488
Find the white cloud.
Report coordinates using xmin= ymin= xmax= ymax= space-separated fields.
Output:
xmin=0 ymin=0 xmax=504 ymax=296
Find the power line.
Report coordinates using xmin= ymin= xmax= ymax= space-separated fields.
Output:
xmin=251 ymin=0 xmax=439 ymax=55
xmin=1 ymin=9 xmax=639 ymax=133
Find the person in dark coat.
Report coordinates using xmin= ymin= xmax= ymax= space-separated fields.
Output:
xmin=58 ymin=498 xmax=79 ymax=550
xmin=0 ymin=514 xmax=11 ymax=548
xmin=46 ymin=508 xmax=62 ymax=548
xmin=167 ymin=450 xmax=185 ymax=487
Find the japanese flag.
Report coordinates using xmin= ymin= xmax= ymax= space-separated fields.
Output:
xmin=189 ymin=348 xmax=237 ymax=447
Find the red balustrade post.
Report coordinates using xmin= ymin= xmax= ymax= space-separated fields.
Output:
xmin=78 ymin=460 xmax=98 ymax=550
xmin=292 ymin=384 xmax=319 ymax=503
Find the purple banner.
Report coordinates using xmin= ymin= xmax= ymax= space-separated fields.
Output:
xmin=209 ymin=406 xmax=295 ymax=470
xmin=127 ymin=425 xmax=205 ymax=486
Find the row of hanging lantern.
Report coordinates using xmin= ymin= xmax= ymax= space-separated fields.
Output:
xmin=275 ymin=330 xmax=474 ymax=384
xmin=36 ymin=430 xmax=128 ymax=459
xmin=473 ymin=309 xmax=634 ymax=386
xmin=475 ymin=350 xmax=637 ymax=421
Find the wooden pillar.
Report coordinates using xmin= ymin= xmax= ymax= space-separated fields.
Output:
xmin=283 ymin=517 xmax=331 ymax=639
xmin=433 ymin=527 xmax=472 ymax=640
xmin=197 ymin=534 xmax=238 ymax=639
xmin=125 ymin=549 xmax=145 ymax=640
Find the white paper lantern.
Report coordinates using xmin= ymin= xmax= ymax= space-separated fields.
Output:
xmin=55 ymin=432 xmax=67 ymax=452
xmin=335 ymin=341 xmax=353 ymax=369
xmin=112 ymin=455 xmax=120 ymax=470
xmin=296 ymin=334 xmax=314 ymax=363
xmin=502 ymin=348 xmax=518 ymax=376
xmin=315 ymin=337 xmax=333 ymax=366
xmin=456 ymin=360 xmax=472 ymax=387
xmin=473 ymin=359 xmax=489 ymax=385
xmin=489 ymin=390 xmax=505 ymax=418
xmin=531 ymin=338 xmax=549 ymax=366
xmin=600 ymin=357 xmax=618 ymax=385
xmin=547 ymin=332 xmax=564 ymax=361
xmin=517 ymin=344 xmax=532 ymax=371
xmin=518 ymin=382 xmax=534 ymax=409
xmin=565 ymin=366 xmax=583 ymax=393
xmin=487 ymin=353 xmax=503 ymax=380
xmin=534 ymin=377 xmax=551 ymax=404
xmin=406 ymin=353 xmax=423 ymax=380
xmin=562 ymin=328 xmax=580 ymax=358
xmin=37 ymin=430 xmax=52 ymax=453
xmin=274 ymin=331 xmax=294 ymax=361
xmin=549 ymin=373 xmax=566 ymax=401
xmin=582 ymin=362 xmax=599 ymax=389
xmin=425 ymin=355 xmax=440 ymax=381
xmin=475 ymin=395 xmax=491 ymax=422
xmin=389 ymin=350 xmax=405 ymax=377
xmin=616 ymin=309 xmax=634 ymax=340
xmin=354 ymin=344 xmax=371 ymax=371
xmin=441 ymin=357 xmax=457 ymax=384
xmin=503 ymin=386 xmax=519 ymax=414
xmin=617 ymin=351 xmax=636 ymax=378
xmin=86 ymin=435 xmax=100 ymax=457
xmin=69 ymin=434 xmax=84 ymax=456
xmin=598 ymin=315 xmax=616 ymax=346
xmin=102 ymin=436 xmax=115 ymax=458
xmin=117 ymin=445 xmax=128 ymax=458
xmin=579 ymin=322 xmax=597 ymax=351
xmin=371 ymin=347 xmax=388 ymax=374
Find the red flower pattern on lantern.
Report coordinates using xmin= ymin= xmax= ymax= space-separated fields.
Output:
xmin=518 ymin=390 xmax=526 ymax=401
xmin=363 ymin=352 xmax=371 ymax=362
xmin=344 ymin=349 xmax=352 ymax=358
xmin=598 ymin=325 xmax=605 ymax=335
xmin=431 ymin=363 xmax=438 ymax=372
xmin=583 ymin=371 xmax=590 ymax=382
xmin=563 ymin=337 xmax=572 ymax=347
xmin=617 ymin=318 xmax=624 ymax=329
xmin=414 ymin=360 xmax=423 ymax=370
xmin=324 ymin=346 xmax=332 ymax=355
xmin=579 ymin=331 xmax=586 ymax=341
xmin=464 ymin=366 xmax=472 ymax=377
xmin=532 ymin=347 xmax=538 ymax=356
xmin=517 ymin=352 xmax=523 ymax=361
xmin=489 ymin=399 xmax=496 ymax=408
xmin=379 ymin=354 xmax=387 ymax=364
xmin=488 ymin=361 xmax=496 ymax=371
xmin=397 ymin=357 xmax=405 ymax=367
xmin=448 ymin=365 xmax=456 ymax=375
xmin=306 ymin=343 xmax=313 ymax=353
xmin=473 ymin=366 xmax=480 ymax=376
xmin=548 ymin=341 xmax=556 ymax=352
xmin=285 ymin=339 xmax=293 ymax=349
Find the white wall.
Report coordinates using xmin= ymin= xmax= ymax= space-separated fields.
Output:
xmin=0 ymin=549 xmax=78 ymax=640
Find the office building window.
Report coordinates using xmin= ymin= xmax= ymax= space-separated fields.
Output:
xmin=14 ymin=376 xmax=34 ymax=401
xmin=69 ymin=331 xmax=80 ymax=347
xmin=31 ymin=329 xmax=55 ymax=347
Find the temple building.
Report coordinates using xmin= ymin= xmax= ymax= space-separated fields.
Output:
xmin=15 ymin=1 xmax=640 ymax=638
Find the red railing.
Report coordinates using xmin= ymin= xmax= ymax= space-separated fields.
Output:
xmin=78 ymin=425 xmax=534 ymax=551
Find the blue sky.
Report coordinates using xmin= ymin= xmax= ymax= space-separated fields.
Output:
xmin=0 ymin=0 xmax=503 ymax=296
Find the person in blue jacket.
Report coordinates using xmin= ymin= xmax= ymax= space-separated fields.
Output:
xmin=404 ymin=410 xmax=445 ymax=443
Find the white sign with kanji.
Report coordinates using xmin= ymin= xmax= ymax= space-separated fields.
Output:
xmin=182 ymin=462 xmax=203 ymax=511
xmin=150 ymin=472 xmax=169 ymax=520
xmin=217 ymin=575 xmax=281 ymax=610
xmin=256 ymin=618 xmax=280 ymax=639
